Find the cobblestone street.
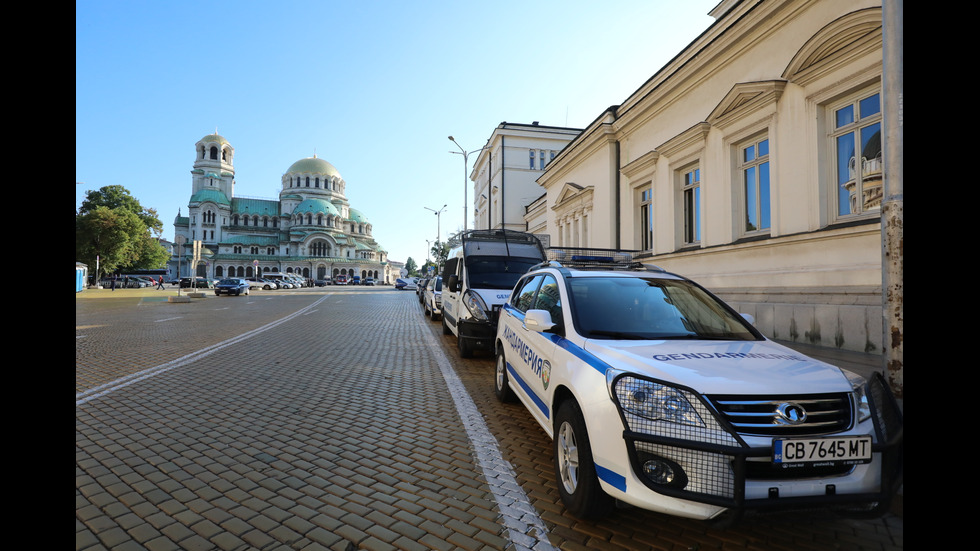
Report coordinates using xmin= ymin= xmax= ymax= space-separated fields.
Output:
xmin=76 ymin=287 xmax=902 ymax=550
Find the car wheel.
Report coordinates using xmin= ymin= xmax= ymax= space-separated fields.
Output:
xmin=423 ymin=302 xmax=430 ymax=317
xmin=442 ymin=316 xmax=452 ymax=335
xmin=215 ymin=291 xmax=220 ymax=296
xmin=554 ymin=400 xmax=614 ymax=519
xmin=494 ymin=349 xmax=515 ymax=403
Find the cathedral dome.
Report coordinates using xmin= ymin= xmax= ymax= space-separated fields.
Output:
xmin=286 ymin=156 xmax=341 ymax=179
xmin=348 ymin=208 xmax=369 ymax=223
xmin=293 ymin=198 xmax=341 ymax=217
xmin=199 ymin=133 xmax=230 ymax=146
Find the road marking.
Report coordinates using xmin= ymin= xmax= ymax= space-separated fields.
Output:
xmin=75 ymin=296 xmax=329 ymax=407
xmin=419 ymin=319 xmax=556 ymax=551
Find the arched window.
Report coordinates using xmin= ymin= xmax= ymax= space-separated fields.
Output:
xmin=210 ymin=146 xmax=219 ymax=160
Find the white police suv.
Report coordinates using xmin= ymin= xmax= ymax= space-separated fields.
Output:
xmin=493 ymin=249 xmax=903 ymax=522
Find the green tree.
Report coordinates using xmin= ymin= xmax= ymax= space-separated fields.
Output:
xmin=75 ymin=186 xmax=170 ymax=279
xmin=78 ymin=184 xmax=163 ymax=235
xmin=430 ymin=240 xmax=450 ymax=270
xmin=404 ymin=257 xmax=418 ymax=276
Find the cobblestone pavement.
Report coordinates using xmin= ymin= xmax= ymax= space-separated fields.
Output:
xmin=76 ymin=287 xmax=903 ymax=550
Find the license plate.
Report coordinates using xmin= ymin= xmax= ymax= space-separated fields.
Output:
xmin=773 ymin=436 xmax=872 ymax=466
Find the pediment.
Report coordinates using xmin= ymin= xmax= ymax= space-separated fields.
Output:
xmin=707 ymin=81 xmax=786 ymax=130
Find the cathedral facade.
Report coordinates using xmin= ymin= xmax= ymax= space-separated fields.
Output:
xmin=171 ymin=133 xmax=390 ymax=283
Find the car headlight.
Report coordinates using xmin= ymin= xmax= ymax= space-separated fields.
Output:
xmin=844 ymin=370 xmax=872 ymax=423
xmin=462 ymin=290 xmax=489 ymax=322
xmin=609 ymin=374 xmax=705 ymax=428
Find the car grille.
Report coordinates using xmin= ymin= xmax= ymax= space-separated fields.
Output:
xmin=707 ymin=393 xmax=853 ymax=437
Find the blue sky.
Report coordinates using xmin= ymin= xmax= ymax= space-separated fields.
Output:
xmin=76 ymin=0 xmax=719 ymax=266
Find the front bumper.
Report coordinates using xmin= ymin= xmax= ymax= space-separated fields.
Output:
xmin=457 ymin=318 xmax=496 ymax=352
xmin=611 ymin=372 xmax=903 ymax=517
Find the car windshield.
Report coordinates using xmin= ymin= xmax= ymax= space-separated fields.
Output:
xmin=465 ymin=256 xmax=541 ymax=290
xmin=218 ymin=279 xmax=238 ymax=285
xmin=568 ymin=276 xmax=759 ymax=341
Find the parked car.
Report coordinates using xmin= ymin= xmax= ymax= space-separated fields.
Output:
xmin=422 ymin=276 xmax=443 ymax=320
xmin=417 ymin=277 xmax=430 ymax=302
xmin=246 ymin=277 xmax=277 ymax=290
xmin=214 ymin=278 xmax=250 ymax=296
xmin=442 ymin=230 xmax=546 ymax=358
xmin=335 ymin=275 xmax=348 ymax=285
xmin=179 ymin=277 xmax=214 ymax=289
xmin=395 ymin=277 xmax=417 ymax=290
xmin=363 ymin=277 xmax=376 ymax=286
xmin=315 ymin=279 xmax=329 ymax=287
xmin=493 ymin=248 xmax=903 ymax=522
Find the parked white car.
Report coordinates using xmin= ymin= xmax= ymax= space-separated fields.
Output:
xmin=422 ymin=276 xmax=443 ymax=321
xmin=493 ymin=249 xmax=903 ymax=522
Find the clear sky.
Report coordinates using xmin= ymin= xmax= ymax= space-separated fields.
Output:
xmin=76 ymin=0 xmax=719 ymax=267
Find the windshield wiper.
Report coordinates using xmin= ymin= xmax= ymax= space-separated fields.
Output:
xmin=587 ymin=330 xmax=651 ymax=340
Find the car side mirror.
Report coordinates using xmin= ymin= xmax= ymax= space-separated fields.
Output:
xmin=524 ymin=309 xmax=555 ymax=332
xmin=740 ymin=313 xmax=755 ymax=325
xmin=448 ymin=275 xmax=460 ymax=293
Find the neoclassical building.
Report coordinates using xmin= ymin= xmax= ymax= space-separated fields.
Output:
xmin=530 ymin=0 xmax=895 ymax=356
xmin=171 ymin=133 xmax=390 ymax=283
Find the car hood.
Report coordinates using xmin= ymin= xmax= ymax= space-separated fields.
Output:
xmin=582 ymin=338 xmax=852 ymax=395
xmin=470 ymin=287 xmax=512 ymax=306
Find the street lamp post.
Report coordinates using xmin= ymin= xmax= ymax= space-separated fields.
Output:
xmin=424 ymin=204 xmax=446 ymax=243
xmin=448 ymin=136 xmax=487 ymax=232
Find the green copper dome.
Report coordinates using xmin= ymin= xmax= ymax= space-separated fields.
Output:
xmin=348 ymin=208 xmax=368 ymax=223
xmin=286 ymin=156 xmax=341 ymax=178
xmin=294 ymin=198 xmax=341 ymax=217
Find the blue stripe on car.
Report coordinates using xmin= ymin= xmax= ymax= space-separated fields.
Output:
xmin=595 ymin=463 xmax=627 ymax=492
xmin=506 ymin=361 xmax=549 ymax=418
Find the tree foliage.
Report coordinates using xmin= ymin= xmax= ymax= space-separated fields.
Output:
xmin=404 ymin=257 xmax=418 ymax=276
xmin=75 ymin=186 xmax=170 ymax=278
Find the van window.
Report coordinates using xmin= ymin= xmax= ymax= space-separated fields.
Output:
xmin=442 ymin=258 xmax=459 ymax=282
xmin=465 ymin=256 xmax=540 ymax=290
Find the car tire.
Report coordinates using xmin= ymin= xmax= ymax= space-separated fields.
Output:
xmin=494 ymin=349 xmax=515 ymax=403
xmin=442 ymin=316 xmax=452 ymax=335
xmin=554 ymin=400 xmax=614 ymax=520
xmin=215 ymin=291 xmax=221 ymax=296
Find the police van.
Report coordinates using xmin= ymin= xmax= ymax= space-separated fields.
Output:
xmin=441 ymin=230 xmax=546 ymax=358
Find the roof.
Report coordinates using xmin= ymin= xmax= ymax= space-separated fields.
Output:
xmin=286 ymin=156 xmax=341 ymax=179
xmin=292 ymin=198 xmax=341 ymax=217
xmin=189 ymin=188 xmax=231 ymax=206
xmin=232 ymin=197 xmax=279 ymax=216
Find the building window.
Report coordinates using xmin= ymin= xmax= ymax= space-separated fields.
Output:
xmin=832 ymin=90 xmax=882 ymax=217
xmin=639 ymin=187 xmax=653 ymax=250
xmin=529 ymin=149 xmax=535 ymax=169
xmin=539 ymin=150 xmax=545 ymax=170
xmin=682 ymin=166 xmax=701 ymax=244
xmin=739 ymin=137 xmax=770 ymax=233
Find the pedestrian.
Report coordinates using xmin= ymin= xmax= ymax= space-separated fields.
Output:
xmin=110 ymin=274 xmax=116 ymax=291
xmin=157 ymin=276 xmax=166 ymax=290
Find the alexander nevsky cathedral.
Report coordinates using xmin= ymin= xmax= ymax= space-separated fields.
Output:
xmin=170 ymin=133 xmax=390 ymax=283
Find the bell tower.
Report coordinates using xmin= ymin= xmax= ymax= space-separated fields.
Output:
xmin=192 ymin=132 xmax=235 ymax=198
